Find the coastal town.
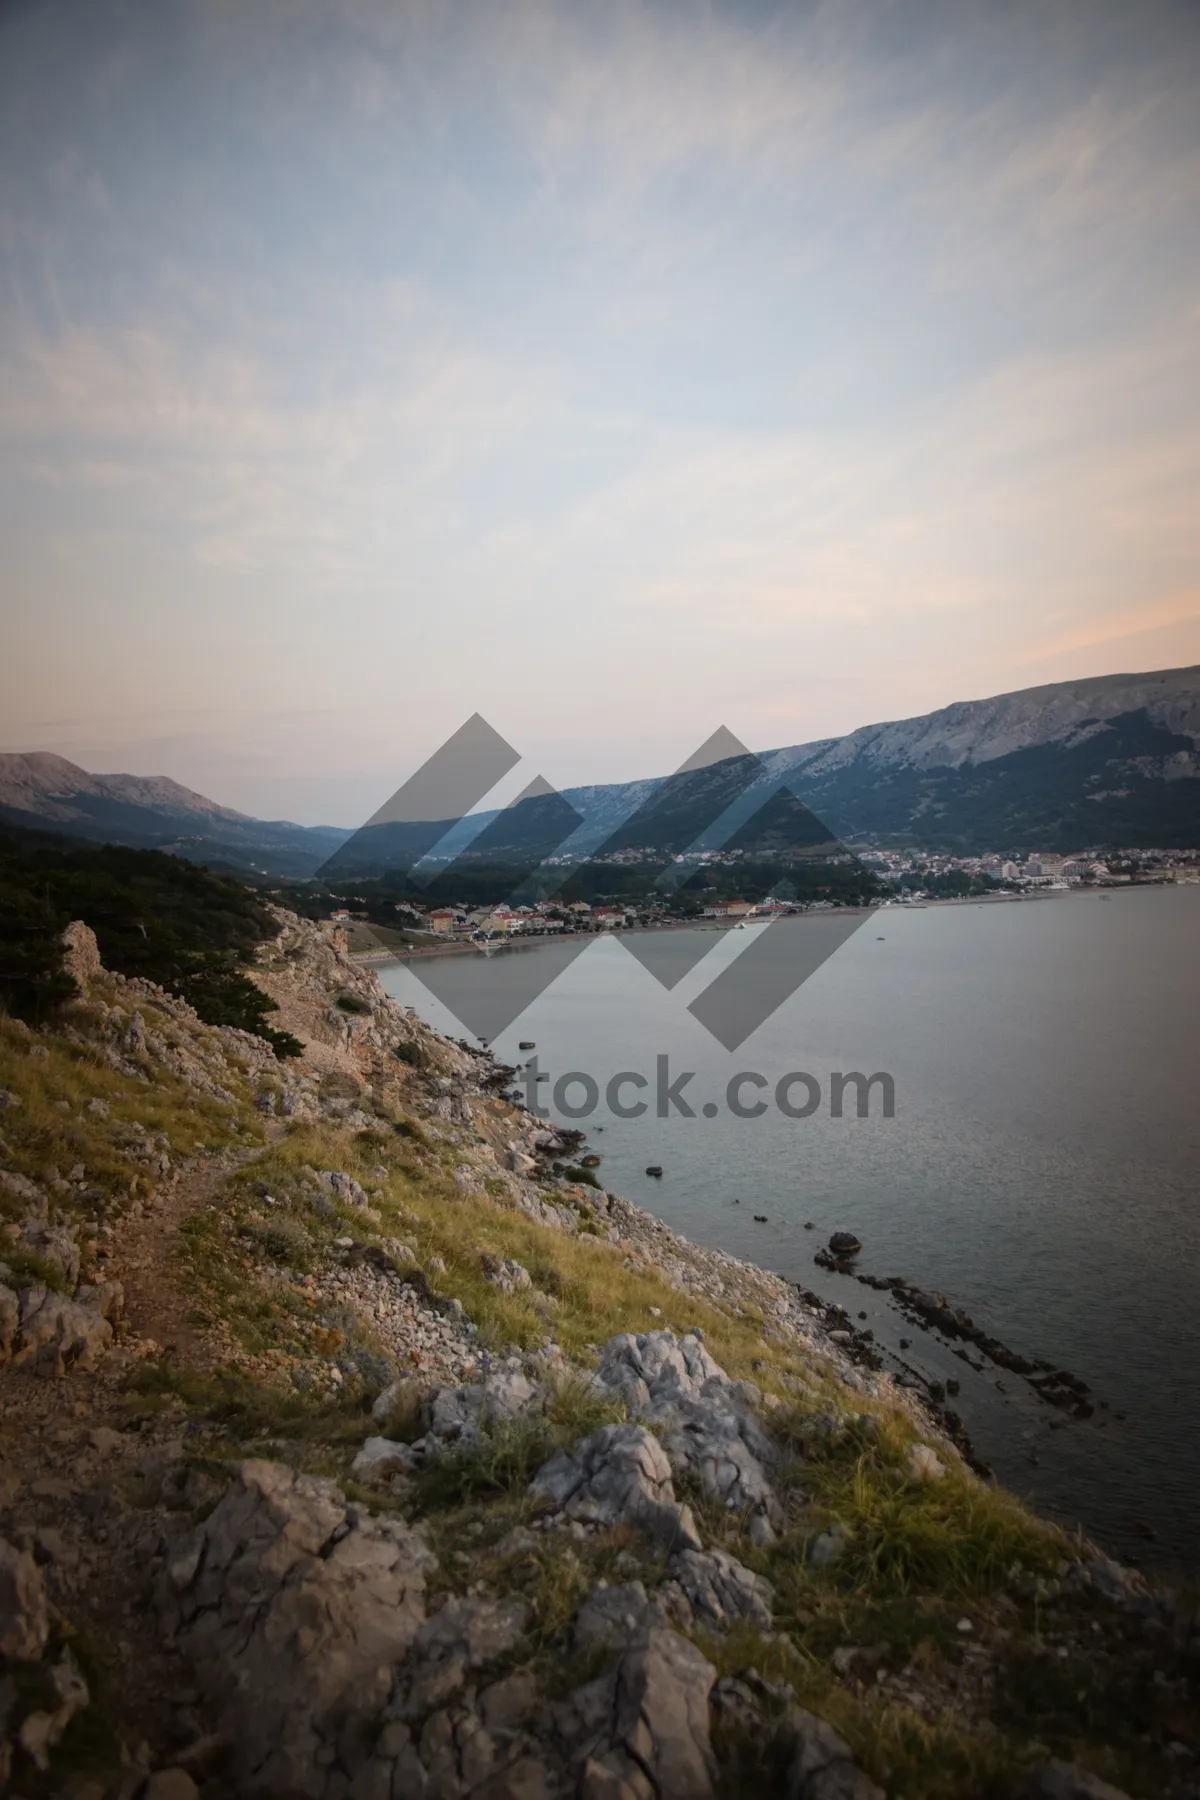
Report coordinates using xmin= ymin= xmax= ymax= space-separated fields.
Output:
xmin=323 ymin=845 xmax=1200 ymax=943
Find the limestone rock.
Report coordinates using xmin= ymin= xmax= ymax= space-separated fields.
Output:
xmin=574 ymin=1582 xmax=661 ymax=1650
xmin=11 ymin=1278 xmax=123 ymax=1377
xmin=593 ymin=1331 xmax=779 ymax=1526
xmin=421 ymin=1363 xmax=541 ymax=1446
xmin=162 ymin=1459 xmax=434 ymax=1797
xmin=388 ymin=1594 xmax=530 ymax=1721
xmin=529 ymin=1423 xmax=702 ymax=1551
xmin=559 ymin=1628 xmax=718 ymax=1800
xmin=0 ymin=1169 xmax=46 ymax=1213
xmin=318 ymin=1169 xmax=370 ymax=1208
xmin=661 ymin=1547 xmax=774 ymax=1633
xmin=351 ymin=1436 xmax=419 ymax=1485
xmin=0 ymin=1537 xmax=50 ymax=1659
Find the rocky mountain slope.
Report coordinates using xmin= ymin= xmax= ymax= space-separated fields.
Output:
xmin=552 ymin=666 xmax=1200 ymax=857
xmin=0 ymin=754 xmax=347 ymax=878
xmin=762 ymin=665 xmax=1200 ymax=852
xmin=1 ymin=913 xmax=1196 ymax=1799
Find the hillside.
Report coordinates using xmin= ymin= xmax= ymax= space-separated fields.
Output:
xmin=552 ymin=666 xmax=1200 ymax=857
xmin=765 ymin=665 xmax=1200 ymax=852
xmin=0 ymin=909 xmax=1196 ymax=1798
xmin=0 ymin=753 xmax=348 ymax=878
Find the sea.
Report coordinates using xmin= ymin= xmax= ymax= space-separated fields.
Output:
xmin=378 ymin=884 xmax=1200 ymax=1574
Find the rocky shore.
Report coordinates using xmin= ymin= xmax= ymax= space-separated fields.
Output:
xmin=1 ymin=912 xmax=1197 ymax=1799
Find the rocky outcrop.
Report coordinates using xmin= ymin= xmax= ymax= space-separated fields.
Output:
xmin=555 ymin=1626 xmax=719 ymax=1799
xmin=574 ymin=1548 xmax=774 ymax=1646
xmin=592 ymin=1330 xmax=781 ymax=1533
xmin=1 ymin=1203 xmax=125 ymax=1375
xmin=661 ymin=1547 xmax=775 ymax=1633
xmin=529 ymin=1422 xmax=702 ymax=1552
xmin=162 ymin=1460 xmax=435 ymax=1797
xmin=10 ymin=1277 xmax=124 ymax=1376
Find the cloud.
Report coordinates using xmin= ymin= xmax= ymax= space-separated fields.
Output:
xmin=1 ymin=0 xmax=1199 ymax=811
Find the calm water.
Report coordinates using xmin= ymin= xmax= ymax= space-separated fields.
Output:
xmin=380 ymin=887 xmax=1200 ymax=1572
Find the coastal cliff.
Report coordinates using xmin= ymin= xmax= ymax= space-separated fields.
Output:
xmin=1 ymin=914 xmax=1195 ymax=1800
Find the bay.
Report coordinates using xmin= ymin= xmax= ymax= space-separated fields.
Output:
xmin=380 ymin=885 xmax=1200 ymax=1572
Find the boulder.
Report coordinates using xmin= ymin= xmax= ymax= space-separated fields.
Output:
xmin=350 ymin=1437 xmax=419 ymax=1485
xmin=162 ymin=1460 xmax=434 ymax=1798
xmin=317 ymin=1169 xmax=371 ymax=1208
xmin=529 ymin=1423 xmax=702 ymax=1551
xmin=11 ymin=1279 xmax=123 ymax=1377
xmin=422 ymin=1364 xmax=541 ymax=1446
xmin=828 ymin=1234 xmax=862 ymax=1256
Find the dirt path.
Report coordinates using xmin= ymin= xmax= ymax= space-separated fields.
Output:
xmin=0 ymin=1139 xmax=275 ymax=1765
xmin=113 ymin=1137 xmax=273 ymax=1374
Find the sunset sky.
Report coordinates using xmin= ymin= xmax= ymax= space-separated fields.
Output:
xmin=2 ymin=0 xmax=1198 ymax=825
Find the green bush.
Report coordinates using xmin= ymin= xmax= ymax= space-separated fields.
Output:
xmin=0 ymin=824 xmax=299 ymax=1053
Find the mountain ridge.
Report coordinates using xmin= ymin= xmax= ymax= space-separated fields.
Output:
xmin=4 ymin=662 xmax=1198 ymax=870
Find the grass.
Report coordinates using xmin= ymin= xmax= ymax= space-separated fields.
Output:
xmin=125 ymin=1358 xmax=373 ymax=1447
xmin=0 ymin=1001 xmax=259 ymax=1226
xmin=173 ymin=1121 xmax=849 ymax=1397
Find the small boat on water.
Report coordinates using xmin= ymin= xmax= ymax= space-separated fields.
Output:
xmin=519 ymin=1040 xmax=536 ymax=1049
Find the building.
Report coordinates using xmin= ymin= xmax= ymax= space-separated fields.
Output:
xmin=428 ymin=909 xmax=457 ymax=934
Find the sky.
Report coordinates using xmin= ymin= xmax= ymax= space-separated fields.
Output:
xmin=1 ymin=0 xmax=1198 ymax=826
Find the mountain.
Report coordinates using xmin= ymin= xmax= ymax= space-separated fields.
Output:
xmin=764 ymin=664 xmax=1200 ymax=851
xmin=6 ymin=665 xmax=1199 ymax=880
xmin=542 ymin=664 xmax=1200 ymax=856
xmin=0 ymin=752 xmax=349 ymax=878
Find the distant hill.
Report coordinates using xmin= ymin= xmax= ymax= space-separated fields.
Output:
xmin=0 ymin=752 xmax=349 ymax=878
